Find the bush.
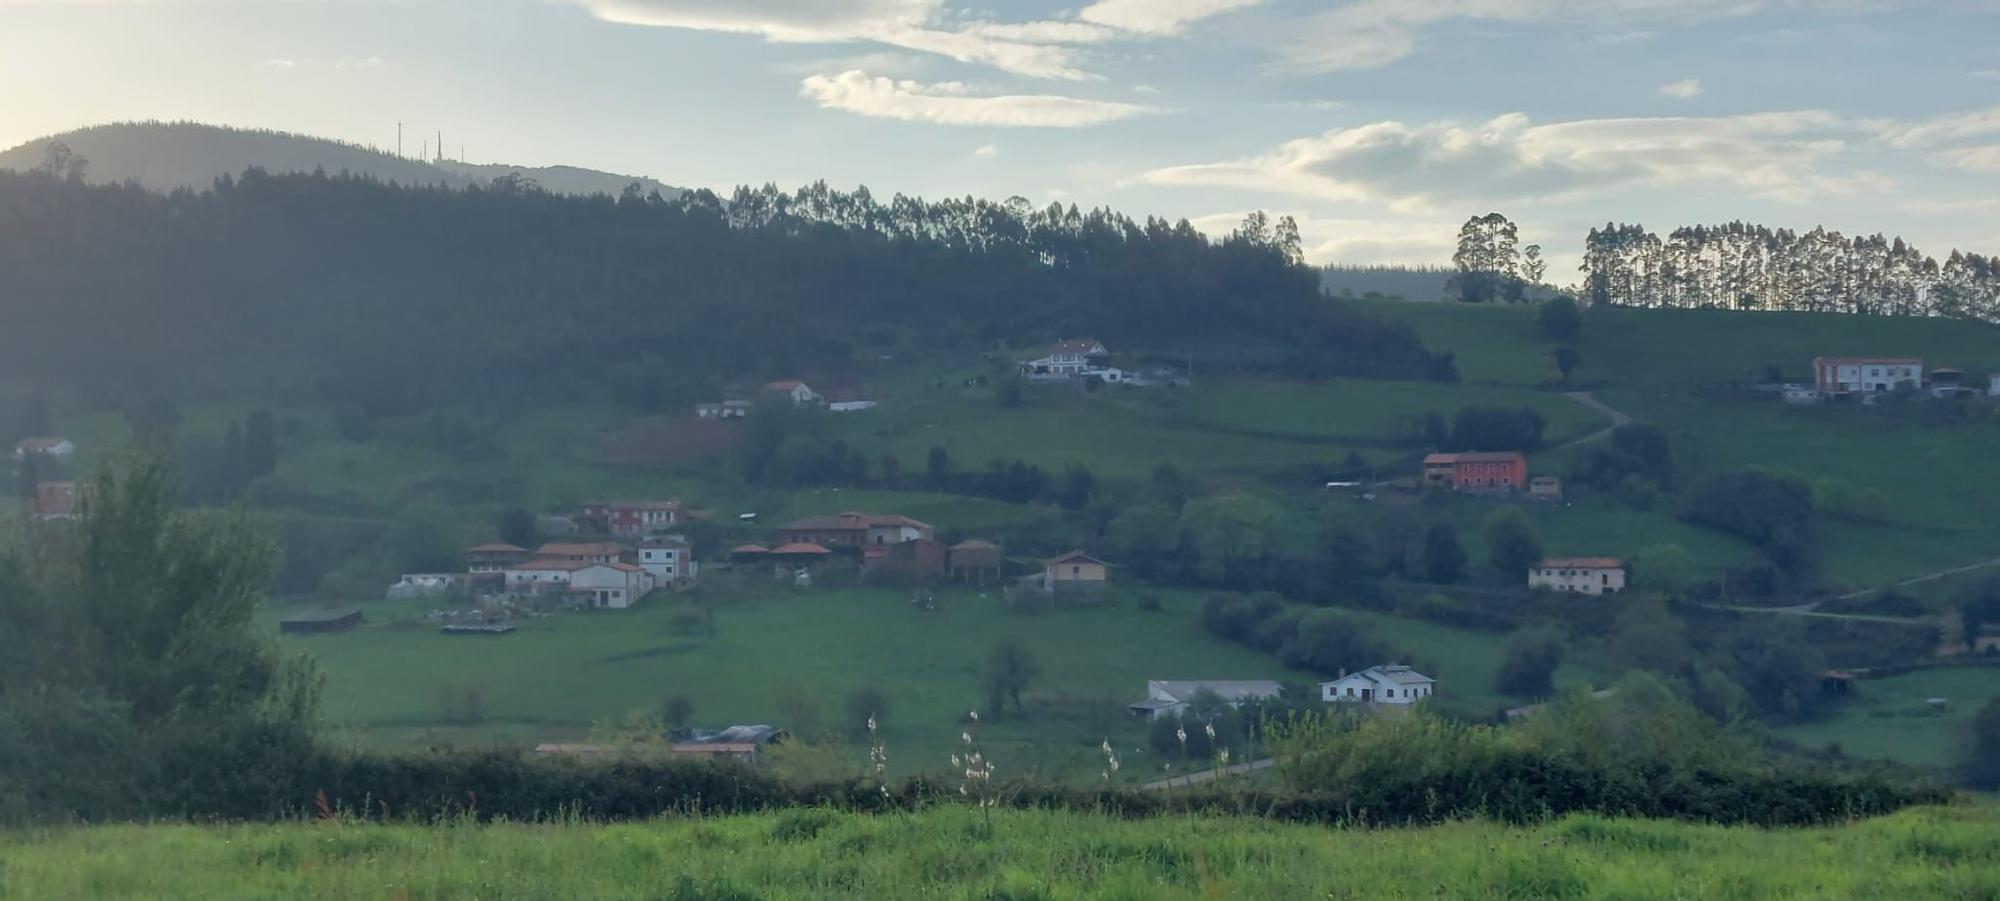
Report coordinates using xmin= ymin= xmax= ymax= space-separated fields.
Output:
xmin=1495 ymin=628 xmax=1565 ymax=698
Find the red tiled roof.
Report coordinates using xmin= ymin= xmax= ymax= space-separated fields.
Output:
xmin=770 ymin=542 xmax=833 ymax=555
xmin=16 ymin=437 xmax=69 ymax=450
xmin=781 ymin=512 xmax=933 ymax=531
xmin=765 ymin=380 xmax=806 ymax=391
xmin=1538 ymin=557 xmax=1623 ymax=569
xmin=538 ymin=542 xmax=622 ymax=557
xmin=1813 ymin=356 xmax=1922 ymax=366
xmin=467 ymin=542 xmax=529 ymax=553
xmin=513 ymin=559 xmax=589 ymax=572
xmin=951 ymin=539 xmax=999 ymax=550
xmin=1428 ymin=451 xmax=1525 ymax=464
xmin=731 ymin=544 xmax=770 ymax=554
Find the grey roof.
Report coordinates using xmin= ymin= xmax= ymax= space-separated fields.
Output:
xmin=280 ymin=608 xmax=362 ymax=623
xmin=1148 ymin=680 xmax=1284 ymax=704
xmin=1323 ymin=665 xmax=1435 ymax=687
xmin=685 ymin=724 xmax=782 ymax=745
xmin=1126 ymin=698 xmax=1179 ymax=711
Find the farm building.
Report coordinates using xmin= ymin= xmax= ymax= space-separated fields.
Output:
xmin=505 ymin=559 xmax=587 ymax=593
xmin=1423 ymin=452 xmax=1527 ymax=493
xmin=1042 ymin=551 xmax=1108 ymax=597
xmin=386 ymin=573 xmax=463 ymax=600
xmin=570 ymin=562 xmax=653 ymax=609
xmin=580 ymin=501 xmax=682 ymax=538
xmin=1812 ymin=357 xmax=1922 ymax=396
xmin=671 ymin=724 xmax=786 ymax=764
xmin=1529 ymin=558 xmax=1627 ymax=596
xmin=279 ymin=608 xmax=363 ymax=634
xmin=1528 ymin=476 xmax=1562 ymax=501
xmin=1321 ymin=665 xmax=1435 ymax=705
xmin=866 ymin=537 xmax=948 ymax=577
xmin=1019 ymin=339 xmax=1112 ymax=382
xmin=466 ymin=542 xmax=532 ymax=584
xmin=768 ymin=542 xmax=834 ymax=565
xmin=948 ymin=539 xmax=1004 ymax=582
xmin=1127 ymin=680 xmax=1284 ymax=720
xmin=778 ymin=512 xmax=933 ymax=549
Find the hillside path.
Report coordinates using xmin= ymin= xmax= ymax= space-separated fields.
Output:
xmin=1699 ymin=554 xmax=2000 ymax=621
xmin=1143 ymin=758 xmax=1275 ymax=790
xmin=1557 ymin=391 xmax=1634 ymax=449
xmin=1833 ymin=556 xmax=2000 ymax=601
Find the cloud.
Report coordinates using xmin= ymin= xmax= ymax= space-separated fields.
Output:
xmin=1973 ymin=70 xmax=2000 ymax=81
xmin=1142 ymin=110 xmax=1877 ymax=209
xmin=1657 ymin=78 xmax=1703 ymax=99
xmin=1880 ymin=104 xmax=2000 ymax=149
xmin=1076 ymin=0 xmax=1267 ymax=36
xmin=1931 ymin=145 xmax=2000 ymax=173
xmin=570 ymin=0 xmax=1262 ymax=79
xmin=1188 ymin=211 xmax=1461 ymax=266
xmin=971 ymin=143 xmax=1000 ymax=157
xmin=258 ymin=58 xmax=298 ymax=70
xmin=1273 ymin=0 xmax=1827 ymax=74
xmin=799 ymin=70 xmax=1155 ymax=127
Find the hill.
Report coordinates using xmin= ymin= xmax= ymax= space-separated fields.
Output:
xmin=3 ymin=805 xmax=1989 ymax=898
xmin=0 ymin=122 xmax=682 ymax=198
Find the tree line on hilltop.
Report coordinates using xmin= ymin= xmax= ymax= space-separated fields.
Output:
xmin=0 ymin=161 xmax=1450 ymax=415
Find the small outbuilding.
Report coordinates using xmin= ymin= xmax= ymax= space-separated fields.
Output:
xmin=949 ymin=539 xmax=1004 ymax=583
xmin=1043 ymin=551 xmax=1108 ymax=598
xmin=279 ymin=608 xmax=363 ymax=634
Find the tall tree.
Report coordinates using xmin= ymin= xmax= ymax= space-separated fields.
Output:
xmin=1484 ymin=508 xmax=1543 ymax=580
xmin=983 ymin=639 xmax=1041 ymax=715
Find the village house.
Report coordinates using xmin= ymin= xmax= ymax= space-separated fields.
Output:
xmin=865 ymin=537 xmax=948 ymax=577
xmin=777 ymin=512 xmax=933 ymax=548
xmin=1042 ymin=550 xmax=1108 ymax=597
xmin=764 ymin=380 xmax=822 ymax=406
xmin=1127 ymin=680 xmax=1284 ymax=720
xmin=767 ymin=542 xmax=834 ymax=565
xmin=1528 ymin=476 xmax=1563 ymax=502
xmin=570 ymin=562 xmax=653 ymax=609
xmin=1423 ymin=452 xmax=1528 ymax=493
xmin=579 ymin=501 xmax=682 ymax=538
xmin=1529 ymin=557 xmax=1627 ymax=596
xmin=30 ymin=481 xmax=77 ymax=520
xmin=536 ymin=541 xmax=624 ymax=566
xmin=1320 ymin=665 xmax=1436 ymax=705
xmin=639 ymin=534 xmax=693 ymax=585
xmin=1929 ymin=368 xmax=1977 ymax=399
xmin=12 ymin=437 xmax=75 ymax=462
xmin=466 ymin=542 xmax=532 ymax=586
xmin=1812 ymin=356 xmax=1923 ymax=397
xmin=1019 ymin=339 xmax=1131 ymax=384
xmin=536 ymin=513 xmax=581 ymax=536
xmin=386 ymin=573 xmax=463 ymax=600
xmin=948 ymin=539 xmax=1004 ymax=583
xmin=504 ymin=559 xmax=586 ymax=593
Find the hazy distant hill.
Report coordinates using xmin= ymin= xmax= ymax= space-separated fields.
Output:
xmin=0 ymin=122 xmax=682 ymax=199
xmin=1319 ymin=265 xmax=1455 ymax=302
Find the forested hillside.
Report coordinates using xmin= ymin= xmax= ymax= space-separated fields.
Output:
xmin=0 ymin=169 xmax=1446 ymax=412
xmin=0 ymin=122 xmax=682 ymax=199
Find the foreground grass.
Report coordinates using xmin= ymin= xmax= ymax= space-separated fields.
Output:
xmin=3 ymin=804 xmax=1995 ymax=899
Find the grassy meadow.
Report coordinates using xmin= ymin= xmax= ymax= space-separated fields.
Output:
xmin=1773 ymin=666 xmax=2000 ymax=767
xmin=280 ymin=584 xmax=1595 ymax=781
xmin=4 ymin=804 xmax=1995 ymax=899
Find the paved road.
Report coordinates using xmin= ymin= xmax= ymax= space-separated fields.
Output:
xmin=1143 ymin=758 xmax=1276 ymax=790
xmin=1558 ymin=391 xmax=1634 ymax=449
xmin=1834 ymin=556 xmax=2000 ymax=601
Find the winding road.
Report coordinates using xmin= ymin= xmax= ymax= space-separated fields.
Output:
xmin=1558 ymin=391 xmax=1634 ymax=449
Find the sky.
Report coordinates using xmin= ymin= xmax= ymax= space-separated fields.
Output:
xmin=2 ymin=0 xmax=1998 ymax=277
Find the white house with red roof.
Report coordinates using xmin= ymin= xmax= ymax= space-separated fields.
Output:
xmin=1529 ymin=558 xmax=1627 ymax=596
xmin=504 ymin=558 xmax=586 ymax=593
xmin=1813 ymin=357 xmax=1923 ymax=396
xmin=764 ymin=380 xmax=822 ymax=406
xmin=1020 ymin=339 xmax=1126 ymax=384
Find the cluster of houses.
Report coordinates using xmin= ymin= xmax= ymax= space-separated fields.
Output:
xmin=1781 ymin=357 xmax=2000 ymax=404
xmin=695 ymin=380 xmax=878 ymax=419
xmin=12 ymin=437 xmax=78 ymax=520
xmin=1018 ymin=340 xmax=1185 ymax=388
xmin=726 ymin=509 xmax=1109 ymax=596
xmin=391 ymin=499 xmax=696 ymax=610
xmin=1128 ymin=665 xmax=1439 ymax=719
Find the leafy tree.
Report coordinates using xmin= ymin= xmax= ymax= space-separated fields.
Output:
xmin=1150 ymin=463 xmax=1196 ymax=512
xmin=1421 ymin=523 xmax=1467 ymax=584
xmin=1056 ymin=464 xmax=1096 ymax=511
xmin=662 ymin=694 xmax=695 ymax=730
xmin=1553 ymin=346 xmax=1581 ymax=382
xmin=1961 ymin=698 xmax=2000 ymax=790
xmin=1450 ymin=406 xmax=1546 ymax=452
xmin=1521 ymin=244 xmax=1547 ymax=285
xmin=1180 ymin=494 xmax=1283 ymax=585
xmin=877 ymin=453 xmax=901 ymax=486
xmin=925 ymin=446 xmax=950 ymax=488
xmin=1106 ymin=503 xmax=1181 ymax=579
xmin=1608 ymin=595 xmax=1692 ymax=675
xmin=383 ymin=504 xmax=462 ymax=574
xmin=984 ymin=639 xmax=1041 ymax=715
xmin=774 ymin=682 xmax=824 ymax=739
xmin=1631 ymin=543 xmax=1693 ymax=596
xmin=1680 ymin=467 xmax=1814 ymax=547
xmin=497 ymin=506 xmax=538 ymax=549
xmin=1955 ymin=574 xmax=2000 ymax=651
xmin=1709 ymin=619 xmax=1826 ymax=719
xmin=1536 ymin=296 xmax=1581 ymax=341
xmin=1483 ymin=508 xmax=1543 ymax=580
xmin=1496 ymin=627 xmax=1565 ymax=697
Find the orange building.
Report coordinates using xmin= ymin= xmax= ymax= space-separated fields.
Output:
xmin=1423 ymin=452 xmax=1528 ymax=493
